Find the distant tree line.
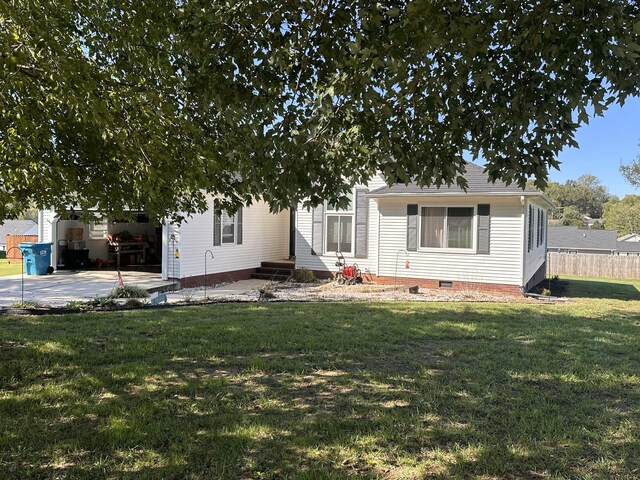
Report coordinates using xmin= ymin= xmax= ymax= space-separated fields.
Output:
xmin=542 ymin=162 xmax=640 ymax=236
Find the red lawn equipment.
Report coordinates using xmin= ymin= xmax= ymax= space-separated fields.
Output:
xmin=334 ymin=252 xmax=362 ymax=285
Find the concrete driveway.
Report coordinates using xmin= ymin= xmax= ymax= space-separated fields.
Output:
xmin=0 ymin=270 xmax=175 ymax=307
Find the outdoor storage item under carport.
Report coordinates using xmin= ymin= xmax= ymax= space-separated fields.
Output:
xmin=19 ymin=242 xmax=54 ymax=275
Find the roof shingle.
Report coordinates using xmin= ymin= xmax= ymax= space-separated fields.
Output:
xmin=0 ymin=220 xmax=38 ymax=244
xmin=368 ymin=163 xmax=540 ymax=196
xmin=547 ymin=226 xmax=618 ymax=251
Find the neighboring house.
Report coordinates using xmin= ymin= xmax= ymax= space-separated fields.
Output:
xmin=582 ymin=216 xmax=604 ymax=228
xmin=618 ymin=233 xmax=640 ymax=242
xmin=616 ymin=241 xmax=640 ymax=256
xmin=548 ymin=227 xmax=640 ymax=256
xmin=296 ymin=163 xmax=553 ymax=294
xmin=0 ymin=220 xmax=38 ymax=251
xmin=547 ymin=226 xmax=618 ymax=254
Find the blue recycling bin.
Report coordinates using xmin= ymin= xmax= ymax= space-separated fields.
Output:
xmin=19 ymin=242 xmax=53 ymax=275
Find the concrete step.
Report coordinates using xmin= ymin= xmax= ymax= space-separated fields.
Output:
xmin=255 ymin=267 xmax=293 ymax=276
xmin=250 ymin=273 xmax=291 ymax=282
xmin=260 ymin=261 xmax=295 ymax=270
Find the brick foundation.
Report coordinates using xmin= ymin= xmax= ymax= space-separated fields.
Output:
xmin=313 ymin=269 xmax=523 ymax=296
xmin=179 ymin=267 xmax=257 ymax=289
xmin=371 ymin=275 xmax=523 ymax=295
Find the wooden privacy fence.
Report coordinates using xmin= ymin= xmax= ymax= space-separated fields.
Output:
xmin=5 ymin=235 xmax=38 ymax=262
xmin=547 ymin=252 xmax=640 ymax=280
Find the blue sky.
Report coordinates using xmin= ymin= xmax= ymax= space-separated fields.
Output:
xmin=550 ymin=96 xmax=640 ymax=198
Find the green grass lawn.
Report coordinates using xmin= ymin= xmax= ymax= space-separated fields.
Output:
xmin=561 ymin=275 xmax=640 ymax=301
xmin=0 ymin=258 xmax=23 ymax=277
xmin=1 ymin=279 xmax=639 ymax=479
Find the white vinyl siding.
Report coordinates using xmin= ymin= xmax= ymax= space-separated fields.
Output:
xmin=178 ymin=200 xmax=289 ymax=279
xmin=164 ymin=223 xmax=181 ymax=279
xmin=523 ymin=198 xmax=548 ymax=286
xmin=378 ymin=196 xmax=524 ymax=286
xmin=296 ymin=178 xmax=540 ymax=287
xmin=296 ymin=174 xmax=387 ymax=275
xmin=40 ymin=209 xmax=56 ymax=243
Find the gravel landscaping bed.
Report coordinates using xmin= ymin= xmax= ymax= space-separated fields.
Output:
xmin=168 ymin=280 xmax=533 ymax=304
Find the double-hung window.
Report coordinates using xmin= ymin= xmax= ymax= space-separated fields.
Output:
xmin=325 ymin=191 xmax=354 ymax=254
xmin=221 ymin=211 xmax=236 ymax=244
xmin=420 ymin=206 xmax=474 ymax=250
xmin=214 ymin=208 xmax=243 ymax=246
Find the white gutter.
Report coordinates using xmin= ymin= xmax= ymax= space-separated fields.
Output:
xmin=366 ymin=191 xmax=551 ymax=199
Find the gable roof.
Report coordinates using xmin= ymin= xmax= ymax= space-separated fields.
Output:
xmin=547 ymin=226 xmax=618 ymax=251
xmin=618 ymin=233 xmax=640 ymax=242
xmin=0 ymin=220 xmax=38 ymax=243
xmin=367 ymin=163 xmax=546 ymax=199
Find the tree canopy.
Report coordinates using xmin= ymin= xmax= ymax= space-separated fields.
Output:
xmin=603 ymin=195 xmax=640 ymax=236
xmin=545 ymin=174 xmax=615 ymax=219
xmin=621 ymin=153 xmax=640 ymax=188
xmin=2 ymin=1 xmax=640 ymax=221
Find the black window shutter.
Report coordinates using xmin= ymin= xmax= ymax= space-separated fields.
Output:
xmin=213 ymin=212 xmax=221 ymax=246
xmin=311 ymin=204 xmax=324 ymax=255
xmin=236 ymin=208 xmax=243 ymax=245
xmin=354 ymin=189 xmax=368 ymax=258
xmin=477 ymin=204 xmax=490 ymax=254
xmin=407 ymin=204 xmax=418 ymax=251
xmin=527 ymin=205 xmax=533 ymax=252
xmin=212 ymin=199 xmax=222 ymax=246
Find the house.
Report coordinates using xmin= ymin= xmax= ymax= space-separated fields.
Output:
xmin=547 ymin=226 xmax=618 ymax=255
xmin=39 ymin=201 xmax=291 ymax=285
xmin=617 ymin=233 xmax=640 ymax=256
xmin=39 ymin=163 xmax=552 ymax=294
xmin=547 ymin=227 xmax=640 ymax=256
xmin=296 ymin=163 xmax=552 ymax=294
xmin=618 ymin=233 xmax=640 ymax=243
xmin=582 ymin=216 xmax=604 ymax=229
xmin=0 ymin=219 xmax=38 ymax=251
xmin=616 ymin=241 xmax=640 ymax=256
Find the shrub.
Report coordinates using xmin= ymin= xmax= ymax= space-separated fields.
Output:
xmin=8 ymin=301 xmax=42 ymax=309
xmin=108 ymin=285 xmax=150 ymax=299
xmin=292 ymin=268 xmax=316 ymax=283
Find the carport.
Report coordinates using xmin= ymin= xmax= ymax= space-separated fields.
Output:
xmin=41 ymin=209 xmax=170 ymax=276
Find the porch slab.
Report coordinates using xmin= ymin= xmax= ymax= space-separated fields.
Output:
xmin=0 ymin=270 xmax=176 ymax=307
